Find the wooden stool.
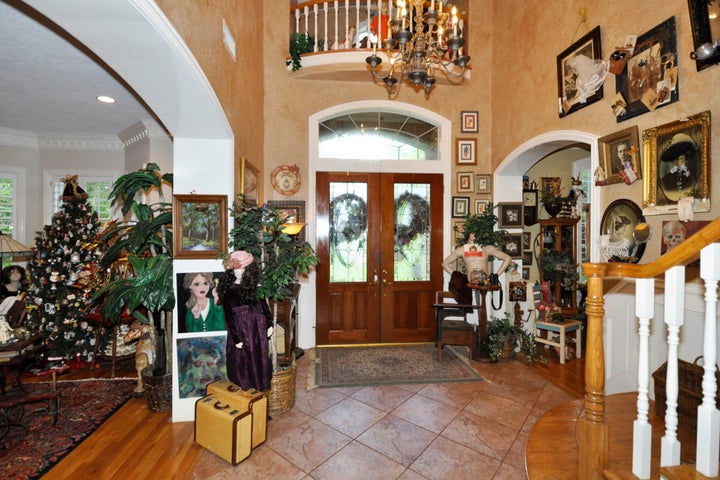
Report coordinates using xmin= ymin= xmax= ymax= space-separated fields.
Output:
xmin=533 ymin=319 xmax=582 ymax=364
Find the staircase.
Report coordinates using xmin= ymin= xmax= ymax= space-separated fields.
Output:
xmin=527 ymin=217 xmax=720 ymax=479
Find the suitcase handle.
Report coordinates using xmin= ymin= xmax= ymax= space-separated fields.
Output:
xmin=213 ymin=401 xmax=230 ymax=410
xmin=227 ymin=385 xmax=241 ymax=393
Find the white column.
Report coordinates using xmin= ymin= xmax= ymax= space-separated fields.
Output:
xmin=696 ymin=243 xmax=720 ymax=476
xmin=660 ymin=265 xmax=684 ymax=467
xmin=632 ymin=277 xmax=654 ymax=479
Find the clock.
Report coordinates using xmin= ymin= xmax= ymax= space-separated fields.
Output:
xmin=523 ymin=190 xmax=538 ymax=207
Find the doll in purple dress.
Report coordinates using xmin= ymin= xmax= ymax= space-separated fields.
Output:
xmin=216 ymin=251 xmax=273 ymax=392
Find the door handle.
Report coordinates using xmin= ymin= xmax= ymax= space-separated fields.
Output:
xmin=369 ymin=269 xmax=378 ymax=286
xmin=382 ymin=278 xmax=393 ymax=285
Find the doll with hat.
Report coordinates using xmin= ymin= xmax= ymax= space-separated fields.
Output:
xmin=216 ymin=250 xmax=273 ymax=392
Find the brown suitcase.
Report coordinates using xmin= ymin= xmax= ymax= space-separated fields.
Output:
xmin=194 ymin=395 xmax=253 ymax=465
xmin=205 ymin=380 xmax=268 ymax=448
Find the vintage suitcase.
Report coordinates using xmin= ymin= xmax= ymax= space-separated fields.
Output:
xmin=205 ymin=380 xmax=268 ymax=448
xmin=194 ymin=394 xmax=253 ymax=465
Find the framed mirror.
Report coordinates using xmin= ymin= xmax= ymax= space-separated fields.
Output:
xmin=687 ymin=0 xmax=720 ymax=71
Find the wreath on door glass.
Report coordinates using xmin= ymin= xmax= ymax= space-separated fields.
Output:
xmin=395 ymin=192 xmax=430 ymax=247
xmin=329 ymin=193 xmax=368 ymax=246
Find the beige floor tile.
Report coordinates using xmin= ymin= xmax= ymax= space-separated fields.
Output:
xmin=314 ymin=396 xmax=386 ymax=437
xmin=409 ymin=435 xmax=502 ymax=480
xmin=310 ymin=441 xmax=406 ymax=480
xmin=464 ymin=389 xmax=533 ymax=430
xmin=356 ymin=414 xmax=437 ymax=466
xmin=351 ymin=385 xmax=415 ymax=412
xmin=441 ymin=410 xmax=518 ymax=461
xmin=391 ymin=394 xmax=461 ymax=433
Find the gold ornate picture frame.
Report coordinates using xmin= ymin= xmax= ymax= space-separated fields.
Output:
xmin=642 ymin=110 xmax=710 ymax=215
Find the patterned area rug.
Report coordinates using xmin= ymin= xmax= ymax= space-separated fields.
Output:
xmin=310 ymin=343 xmax=482 ymax=389
xmin=0 ymin=379 xmax=135 ymax=480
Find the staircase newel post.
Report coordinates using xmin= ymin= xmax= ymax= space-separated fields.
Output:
xmin=578 ymin=264 xmax=609 ymax=480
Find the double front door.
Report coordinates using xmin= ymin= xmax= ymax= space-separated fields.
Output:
xmin=315 ymin=172 xmax=443 ymax=345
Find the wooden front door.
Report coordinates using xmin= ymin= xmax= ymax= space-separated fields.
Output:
xmin=315 ymin=172 xmax=443 ymax=345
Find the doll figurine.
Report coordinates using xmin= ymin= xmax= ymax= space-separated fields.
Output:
xmin=216 ymin=251 xmax=273 ymax=392
xmin=1 ymin=265 xmax=28 ymax=301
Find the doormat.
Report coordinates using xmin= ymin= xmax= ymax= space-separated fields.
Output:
xmin=309 ymin=343 xmax=483 ymax=389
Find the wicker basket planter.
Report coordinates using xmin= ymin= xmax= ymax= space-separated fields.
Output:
xmin=652 ymin=356 xmax=720 ymax=431
xmin=267 ymin=362 xmax=296 ymax=416
xmin=141 ymin=366 xmax=172 ymax=412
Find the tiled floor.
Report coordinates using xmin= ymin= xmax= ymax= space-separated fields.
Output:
xmin=191 ymin=349 xmax=577 ymax=480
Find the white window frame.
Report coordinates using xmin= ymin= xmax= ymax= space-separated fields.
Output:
xmin=0 ymin=167 xmax=27 ymax=244
xmin=45 ymin=170 xmax=120 ymax=224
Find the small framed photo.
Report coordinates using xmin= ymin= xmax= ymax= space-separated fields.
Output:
xmin=475 ymin=198 xmax=491 ymax=214
xmin=452 ymin=196 xmax=470 ymax=218
xmin=642 ymin=110 xmax=710 ymax=215
xmin=267 ymin=200 xmax=306 ymax=240
xmin=541 ymin=177 xmax=562 ymax=199
xmin=597 ymin=126 xmax=641 ymax=186
xmin=502 ymin=233 xmax=523 ymax=259
xmin=522 ymin=251 xmax=533 ymax=266
xmin=456 ymin=138 xmax=477 ymax=165
xmin=522 ymin=267 xmax=531 ymax=280
xmin=498 ymin=202 xmax=523 ymax=228
xmin=453 ymin=221 xmax=465 ymax=243
xmin=456 ymin=172 xmax=474 ymax=193
xmin=522 ymin=231 xmax=532 ymax=250
xmin=509 ymin=281 xmax=527 ymax=302
xmin=461 ymin=111 xmax=479 ymax=133
xmin=173 ymin=194 xmax=228 ymax=259
xmin=475 ymin=174 xmax=492 ymax=194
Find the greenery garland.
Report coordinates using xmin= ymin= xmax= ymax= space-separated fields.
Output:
xmin=330 ymin=193 xmax=368 ymax=245
xmin=395 ymin=192 xmax=430 ymax=247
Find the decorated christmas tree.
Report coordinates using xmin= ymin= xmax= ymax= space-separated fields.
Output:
xmin=25 ymin=175 xmax=102 ymax=360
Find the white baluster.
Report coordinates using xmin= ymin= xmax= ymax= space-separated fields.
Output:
xmin=632 ymin=277 xmax=654 ymax=479
xmin=323 ymin=2 xmax=329 ymax=51
xmin=366 ymin=0 xmax=372 ymax=47
xmin=304 ymin=5 xmax=310 ymax=38
xmin=661 ymin=265 xmax=684 ymax=467
xmin=313 ymin=4 xmax=319 ymax=51
xmin=696 ymin=243 xmax=720 ymax=476
xmin=333 ymin=1 xmax=339 ymax=49
xmin=295 ymin=8 xmax=300 ymax=35
xmin=355 ymin=0 xmax=360 ymax=49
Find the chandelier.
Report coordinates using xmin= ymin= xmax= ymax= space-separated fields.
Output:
xmin=365 ymin=0 xmax=470 ymax=97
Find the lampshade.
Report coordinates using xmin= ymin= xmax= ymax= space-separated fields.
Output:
xmin=281 ymin=223 xmax=306 ymax=236
xmin=0 ymin=232 xmax=34 ymax=260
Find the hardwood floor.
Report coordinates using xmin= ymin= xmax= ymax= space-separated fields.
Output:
xmin=29 ymin=347 xmax=587 ymax=479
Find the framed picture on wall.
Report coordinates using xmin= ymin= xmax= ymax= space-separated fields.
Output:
xmin=498 ymin=202 xmax=523 ymax=228
xmin=475 ymin=197 xmax=491 ymax=214
xmin=641 ymin=110 xmax=710 ymax=215
xmin=456 ymin=138 xmax=477 ymax=165
xmin=456 ymin=172 xmax=474 ymax=193
xmin=615 ymin=17 xmax=678 ymax=122
xmin=557 ymin=26 xmax=604 ymax=117
xmin=173 ymin=194 xmax=228 ymax=259
xmin=267 ymin=200 xmax=306 ymax=240
xmin=452 ymin=196 xmax=470 ymax=218
xmin=475 ymin=174 xmax=492 ymax=194
xmin=461 ymin=111 xmax=479 ymax=133
xmin=598 ymin=126 xmax=642 ymax=186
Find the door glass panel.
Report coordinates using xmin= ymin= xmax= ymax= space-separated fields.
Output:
xmin=329 ymin=182 xmax=368 ymax=283
xmin=394 ymin=183 xmax=430 ymax=282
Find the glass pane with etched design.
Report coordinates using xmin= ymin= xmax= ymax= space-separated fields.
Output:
xmin=394 ymin=183 xmax=430 ymax=282
xmin=329 ymin=182 xmax=368 ymax=282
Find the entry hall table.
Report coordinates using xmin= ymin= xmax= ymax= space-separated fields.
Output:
xmin=467 ymin=284 xmax=501 ymax=362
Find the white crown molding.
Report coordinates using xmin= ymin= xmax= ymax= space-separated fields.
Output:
xmin=119 ymin=118 xmax=171 ymax=147
xmin=0 ymin=127 xmax=124 ymax=151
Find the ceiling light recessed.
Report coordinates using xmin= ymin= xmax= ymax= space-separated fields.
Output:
xmin=96 ymin=95 xmax=116 ymax=104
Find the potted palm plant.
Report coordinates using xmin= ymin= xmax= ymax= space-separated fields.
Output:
xmin=92 ymin=163 xmax=174 ymax=410
xmin=227 ymin=196 xmax=318 ymax=414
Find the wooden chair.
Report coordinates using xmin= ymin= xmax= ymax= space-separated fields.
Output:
xmin=433 ymin=291 xmax=476 ymax=362
xmin=530 ymin=283 xmax=582 ymax=364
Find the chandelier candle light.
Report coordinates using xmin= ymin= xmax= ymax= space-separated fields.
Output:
xmin=366 ymin=0 xmax=470 ymax=97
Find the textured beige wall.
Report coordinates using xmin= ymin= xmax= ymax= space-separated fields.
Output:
xmin=155 ymin=0 xmax=264 ymax=200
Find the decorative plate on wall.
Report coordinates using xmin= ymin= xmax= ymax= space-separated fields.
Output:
xmin=271 ymin=164 xmax=301 ymax=196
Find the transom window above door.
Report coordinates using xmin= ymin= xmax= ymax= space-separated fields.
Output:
xmin=319 ymin=111 xmax=439 ymax=161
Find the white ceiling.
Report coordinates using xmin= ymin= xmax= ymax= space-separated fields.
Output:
xmin=0 ymin=0 xmax=156 ymax=137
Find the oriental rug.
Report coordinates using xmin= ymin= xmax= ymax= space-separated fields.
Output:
xmin=0 ymin=379 xmax=135 ymax=480
xmin=309 ymin=343 xmax=483 ymax=389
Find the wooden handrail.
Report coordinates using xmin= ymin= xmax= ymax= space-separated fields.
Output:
xmin=578 ymin=215 xmax=720 ymax=479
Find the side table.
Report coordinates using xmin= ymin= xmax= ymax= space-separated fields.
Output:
xmin=85 ymin=311 xmax=136 ymax=378
xmin=0 ymin=333 xmax=46 ymax=394
xmin=467 ymin=284 xmax=501 ymax=362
